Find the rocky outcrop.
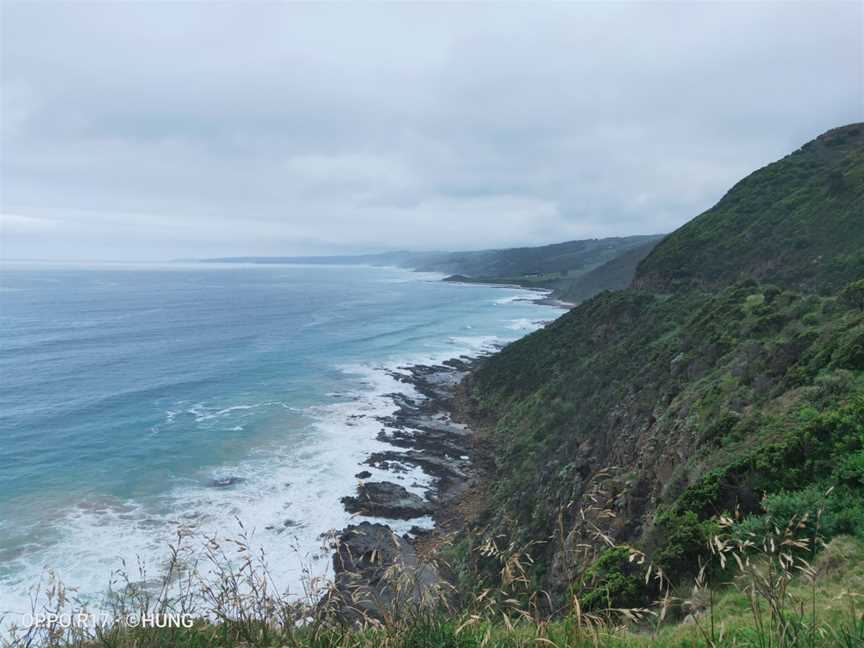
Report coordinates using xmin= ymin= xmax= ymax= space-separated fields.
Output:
xmin=341 ymin=482 xmax=433 ymax=519
xmin=325 ymin=522 xmax=447 ymax=622
xmin=329 ymin=359 xmax=489 ymax=620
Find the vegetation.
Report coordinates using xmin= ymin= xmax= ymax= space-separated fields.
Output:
xmin=5 ymin=521 xmax=863 ymax=647
xmin=412 ymin=235 xmax=664 ymax=280
xmin=426 ymin=235 xmax=665 ymax=304
xmin=555 ymin=241 xmax=660 ymax=304
xmin=455 ymin=124 xmax=864 ymax=612
xmin=635 ymin=124 xmax=864 ymax=294
xmin=7 ymin=124 xmax=862 ymax=646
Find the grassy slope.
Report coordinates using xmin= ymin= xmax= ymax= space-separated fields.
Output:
xmin=434 ymin=237 xmax=664 ymax=304
xmin=635 ymin=124 xmax=864 ymax=294
xmin=460 ymin=125 xmax=864 ymax=605
xmin=467 ymin=284 xmax=863 ymax=562
xmin=20 ymin=535 xmax=863 ymax=647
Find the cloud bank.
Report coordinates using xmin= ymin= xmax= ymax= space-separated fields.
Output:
xmin=1 ymin=2 xmax=861 ymax=260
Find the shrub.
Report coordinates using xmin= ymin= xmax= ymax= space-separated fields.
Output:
xmin=652 ymin=511 xmax=718 ymax=578
xmin=736 ymin=485 xmax=864 ymax=544
xmin=575 ymin=547 xmax=653 ymax=611
xmin=840 ymin=278 xmax=864 ymax=310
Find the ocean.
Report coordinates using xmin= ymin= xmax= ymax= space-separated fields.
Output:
xmin=0 ymin=262 xmax=563 ymax=618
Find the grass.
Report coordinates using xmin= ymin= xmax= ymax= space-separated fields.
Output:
xmin=461 ymin=277 xmax=864 ymax=596
xmin=3 ymin=510 xmax=863 ymax=648
xmin=635 ymin=123 xmax=864 ymax=294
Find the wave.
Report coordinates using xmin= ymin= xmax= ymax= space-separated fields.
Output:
xmin=493 ymin=288 xmax=549 ymax=305
xmin=0 ymin=277 xmax=562 ymax=626
xmin=184 ymin=400 xmax=296 ymax=423
xmin=507 ymin=318 xmax=536 ymax=331
xmin=0 ymin=351 xmax=446 ymax=621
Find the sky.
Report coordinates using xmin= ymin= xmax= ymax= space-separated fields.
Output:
xmin=1 ymin=2 xmax=862 ymax=261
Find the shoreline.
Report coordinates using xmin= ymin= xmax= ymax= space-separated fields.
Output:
xmin=0 ymin=273 xmax=565 ymax=624
xmin=328 ymin=297 xmax=568 ymax=618
xmin=328 ymin=355 xmax=488 ymax=618
xmin=442 ymin=275 xmax=576 ymax=309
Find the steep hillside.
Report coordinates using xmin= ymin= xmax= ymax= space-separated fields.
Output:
xmin=635 ymin=123 xmax=864 ymax=293
xmin=456 ymin=125 xmax=864 ymax=605
xmin=554 ymin=239 xmax=659 ymax=303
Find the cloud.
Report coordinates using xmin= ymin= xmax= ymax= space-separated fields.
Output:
xmin=1 ymin=1 xmax=861 ymax=259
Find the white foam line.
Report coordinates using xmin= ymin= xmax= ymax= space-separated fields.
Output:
xmin=0 ymin=283 xmax=562 ymax=626
xmin=0 ymin=355 xmax=442 ymax=623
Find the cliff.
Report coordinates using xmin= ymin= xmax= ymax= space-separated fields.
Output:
xmin=455 ymin=124 xmax=864 ymax=606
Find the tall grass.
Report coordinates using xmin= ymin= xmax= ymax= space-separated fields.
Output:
xmin=3 ymin=508 xmax=863 ymax=648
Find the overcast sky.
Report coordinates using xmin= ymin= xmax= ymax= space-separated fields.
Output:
xmin=1 ymin=2 xmax=861 ymax=260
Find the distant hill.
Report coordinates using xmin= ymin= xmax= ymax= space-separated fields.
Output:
xmin=552 ymin=239 xmax=660 ymax=303
xmin=199 ymin=250 xmax=445 ymax=267
xmin=635 ymin=123 xmax=864 ymax=293
xmin=201 ymin=235 xmax=666 ymax=302
xmin=410 ymin=235 xmax=663 ymax=278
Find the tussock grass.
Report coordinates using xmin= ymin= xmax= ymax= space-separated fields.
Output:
xmin=3 ymin=513 xmax=863 ymax=648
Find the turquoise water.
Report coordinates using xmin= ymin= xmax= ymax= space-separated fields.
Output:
xmin=0 ymin=262 xmax=563 ymax=616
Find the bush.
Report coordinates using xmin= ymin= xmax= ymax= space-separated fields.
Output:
xmin=652 ymin=511 xmax=718 ymax=578
xmin=840 ymin=278 xmax=864 ymax=310
xmin=575 ymin=547 xmax=654 ymax=611
xmin=736 ymin=485 xmax=864 ymax=544
xmin=834 ymin=449 xmax=864 ymax=488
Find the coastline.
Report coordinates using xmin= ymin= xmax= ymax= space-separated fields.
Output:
xmin=0 ymin=265 xmax=563 ymax=624
xmin=442 ymin=275 xmax=576 ymax=309
xmin=328 ymin=355 xmax=488 ymax=618
xmin=328 ymin=294 xmax=567 ymax=618
xmin=533 ymin=296 xmax=576 ymax=308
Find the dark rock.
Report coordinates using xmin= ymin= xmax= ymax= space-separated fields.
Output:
xmin=341 ymin=481 xmax=432 ymax=519
xmin=324 ymin=522 xmax=445 ymax=621
xmin=355 ymin=470 xmax=373 ymax=479
xmin=266 ymin=518 xmax=301 ymax=533
xmin=366 ymin=450 xmax=467 ymax=483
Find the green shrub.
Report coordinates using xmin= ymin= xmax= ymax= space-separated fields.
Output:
xmin=736 ymin=485 xmax=864 ymax=543
xmin=840 ymin=278 xmax=864 ymax=310
xmin=834 ymin=449 xmax=864 ymax=488
xmin=652 ymin=511 xmax=718 ymax=578
xmin=575 ymin=547 xmax=653 ymax=611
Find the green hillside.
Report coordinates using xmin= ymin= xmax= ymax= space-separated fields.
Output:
xmin=17 ymin=126 xmax=864 ymax=648
xmin=554 ymin=239 xmax=659 ymax=303
xmin=457 ymin=125 xmax=864 ymax=607
xmin=413 ymin=235 xmax=663 ymax=278
xmin=635 ymin=123 xmax=864 ymax=293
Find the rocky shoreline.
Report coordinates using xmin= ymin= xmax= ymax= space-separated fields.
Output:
xmin=327 ymin=354 xmax=490 ymax=619
xmin=441 ymin=275 xmax=576 ymax=309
